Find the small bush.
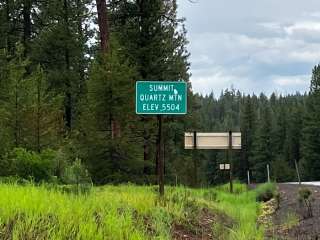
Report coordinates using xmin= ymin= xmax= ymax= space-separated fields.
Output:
xmin=255 ymin=182 xmax=276 ymax=202
xmin=62 ymin=158 xmax=92 ymax=185
xmin=298 ymin=187 xmax=313 ymax=218
xmin=6 ymin=148 xmax=57 ymax=182
xmin=298 ymin=187 xmax=311 ymax=200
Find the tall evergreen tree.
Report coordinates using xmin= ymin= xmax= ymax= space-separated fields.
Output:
xmin=78 ymin=39 xmax=143 ymax=184
xmin=302 ymin=65 xmax=320 ymax=180
xmin=240 ymin=95 xmax=256 ymax=181
xmin=250 ymin=102 xmax=272 ymax=182
xmin=22 ymin=65 xmax=63 ymax=152
xmin=110 ymin=0 xmax=190 ymax=180
xmin=31 ymin=0 xmax=91 ymax=132
xmin=0 ymin=45 xmax=62 ymax=154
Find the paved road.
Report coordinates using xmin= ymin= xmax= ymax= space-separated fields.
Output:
xmin=286 ymin=181 xmax=320 ymax=186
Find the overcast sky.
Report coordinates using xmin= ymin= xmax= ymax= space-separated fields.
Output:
xmin=177 ymin=0 xmax=320 ymax=96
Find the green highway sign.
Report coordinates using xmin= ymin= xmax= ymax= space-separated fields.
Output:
xmin=136 ymin=81 xmax=187 ymax=115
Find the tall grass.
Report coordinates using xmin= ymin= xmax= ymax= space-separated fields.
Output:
xmin=0 ymin=184 xmax=166 ymax=239
xmin=214 ymin=189 xmax=264 ymax=240
xmin=0 ymin=183 xmax=271 ymax=239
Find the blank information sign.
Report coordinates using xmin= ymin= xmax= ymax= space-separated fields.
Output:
xmin=184 ymin=132 xmax=242 ymax=150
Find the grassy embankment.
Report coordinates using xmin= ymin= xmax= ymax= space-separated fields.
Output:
xmin=0 ymin=182 xmax=273 ymax=239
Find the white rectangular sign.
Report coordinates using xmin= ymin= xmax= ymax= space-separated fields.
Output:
xmin=184 ymin=132 xmax=241 ymax=150
xmin=225 ymin=164 xmax=230 ymax=170
xmin=219 ymin=164 xmax=231 ymax=170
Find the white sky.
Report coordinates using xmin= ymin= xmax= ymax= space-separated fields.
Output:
xmin=177 ymin=0 xmax=320 ymax=96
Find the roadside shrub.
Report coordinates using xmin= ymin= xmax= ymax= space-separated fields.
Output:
xmin=60 ymin=158 xmax=92 ymax=194
xmin=6 ymin=148 xmax=56 ymax=182
xmin=61 ymin=158 xmax=91 ymax=185
xmin=255 ymin=182 xmax=276 ymax=202
xmin=298 ymin=187 xmax=313 ymax=218
xmin=298 ymin=187 xmax=311 ymax=200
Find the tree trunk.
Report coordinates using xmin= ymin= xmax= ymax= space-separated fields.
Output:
xmin=96 ymin=0 xmax=109 ymax=52
xmin=136 ymin=0 xmax=151 ymax=174
xmin=14 ymin=80 xmax=20 ymax=147
xmin=36 ymin=71 xmax=41 ymax=152
xmin=95 ymin=0 xmax=121 ymax=138
xmin=5 ymin=0 xmax=12 ymax=53
xmin=76 ymin=0 xmax=86 ymax=96
xmin=63 ymin=0 xmax=72 ymax=131
xmin=23 ymin=0 xmax=32 ymax=47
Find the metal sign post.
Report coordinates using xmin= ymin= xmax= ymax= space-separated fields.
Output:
xmin=295 ymin=160 xmax=301 ymax=186
xmin=157 ymin=115 xmax=164 ymax=196
xmin=228 ymin=131 xmax=233 ymax=193
xmin=193 ymin=131 xmax=198 ymax=186
xmin=219 ymin=163 xmax=231 ymax=187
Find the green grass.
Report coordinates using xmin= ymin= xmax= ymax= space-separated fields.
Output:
xmin=194 ymin=183 xmax=266 ymax=240
xmin=0 ymin=183 xmax=271 ymax=239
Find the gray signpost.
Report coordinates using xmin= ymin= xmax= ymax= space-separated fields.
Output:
xmin=136 ymin=81 xmax=187 ymax=196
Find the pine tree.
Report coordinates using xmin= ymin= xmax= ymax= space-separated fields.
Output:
xmin=0 ymin=44 xmax=29 ymax=148
xmin=110 ymin=0 xmax=190 ymax=181
xmin=22 ymin=65 xmax=63 ymax=152
xmin=78 ymin=38 xmax=143 ymax=184
xmin=31 ymin=0 xmax=91 ymax=132
xmin=250 ymin=102 xmax=272 ymax=182
xmin=240 ymin=95 xmax=256 ymax=181
xmin=301 ymin=65 xmax=320 ymax=180
xmin=0 ymin=44 xmax=63 ymax=152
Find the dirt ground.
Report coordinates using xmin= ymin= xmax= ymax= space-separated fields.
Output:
xmin=269 ymin=184 xmax=320 ymax=240
xmin=172 ymin=208 xmax=233 ymax=240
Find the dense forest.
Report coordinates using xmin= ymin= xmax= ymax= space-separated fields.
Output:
xmin=0 ymin=0 xmax=319 ymax=187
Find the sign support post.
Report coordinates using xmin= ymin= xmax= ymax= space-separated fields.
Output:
xmin=228 ymin=130 xmax=233 ymax=193
xmin=193 ymin=131 xmax=198 ymax=187
xmin=157 ymin=115 xmax=164 ymax=196
xmin=267 ymin=164 xmax=270 ymax=183
xmin=295 ymin=160 xmax=301 ymax=186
